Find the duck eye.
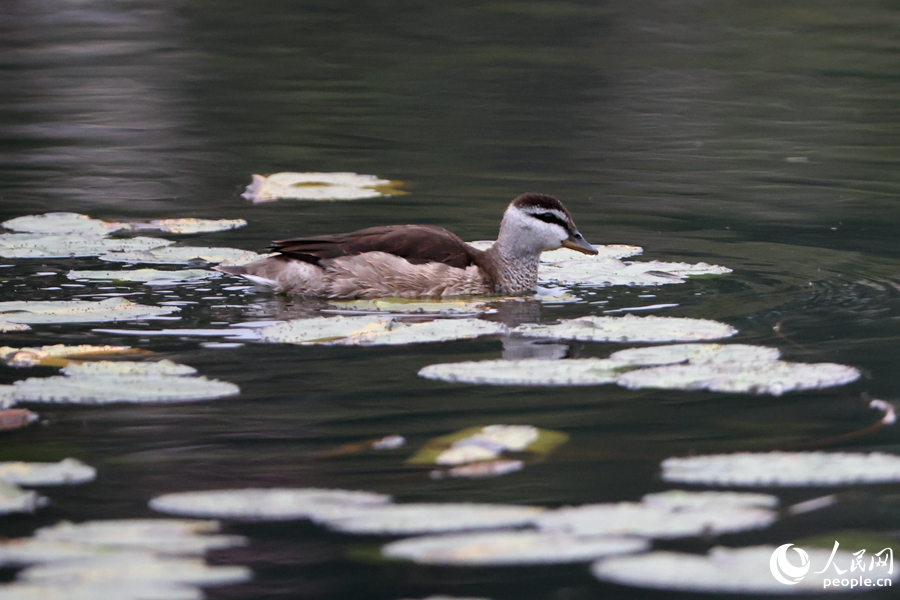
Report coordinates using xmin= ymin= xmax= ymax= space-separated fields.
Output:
xmin=532 ymin=212 xmax=567 ymax=227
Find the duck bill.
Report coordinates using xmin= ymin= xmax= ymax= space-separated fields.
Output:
xmin=561 ymin=233 xmax=598 ymax=255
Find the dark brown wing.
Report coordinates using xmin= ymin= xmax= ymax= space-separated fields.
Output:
xmin=270 ymin=225 xmax=483 ymax=269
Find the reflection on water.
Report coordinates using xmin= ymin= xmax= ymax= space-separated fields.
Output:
xmin=2 ymin=0 xmax=900 ymax=599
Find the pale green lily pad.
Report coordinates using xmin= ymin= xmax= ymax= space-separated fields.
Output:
xmin=0 ymin=344 xmax=139 ymax=368
xmin=407 ymin=425 xmax=569 ymax=466
xmin=641 ymin=490 xmax=779 ymax=511
xmin=536 ymin=501 xmax=775 ymax=539
xmin=591 ymin=545 xmax=897 ymax=593
xmin=242 ymin=172 xmax=403 ymax=203
xmin=259 ymin=315 xmax=506 ymax=346
xmin=513 ymin=315 xmax=737 ymax=343
xmin=609 ymin=343 xmax=782 ymax=366
xmin=67 ymin=269 xmax=218 ymax=283
xmin=0 ymin=298 xmax=179 ymax=325
xmin=0 ymin=482 xmax=46 ymax=515
xmin=149 ymin=488 xmax=392 ymax=521
xmin=662 ymin=451 xmax=900 ymax=487
xmin=141 ymin=219 xmax=246 ymax=234
xmin=382 ymin=531 xmax=648 ymax=566
xmin=33 ymin=519 xmax=245 ymax=554
xmin=0 ymin=359 xmax=239 ymax=405
xmin=0 ymin=459 xmax=95 ymax=486
xmin=99 ymin=246 xmax=265 ymax=265
xmin=0 ymin=233 xmax=173 ymax=259
xmin=0 ymin=322 xmax=30 ymax=332
xmin=419 ymin=358 xmax=622 ymax=386
xmin=312 ymin=503 xmax=545 ymax=535
xmin=617 ymin=360 xmax=861 ymax=395
xmin=2 ymin=213 xmax=115 ymax=236
xmin=0 ymin=581 xmax=202 ymax=600
xmin=539 ymin=257 xmax=732 ymax=287
xmin=327 ymin=298 xmax=496 ymax=316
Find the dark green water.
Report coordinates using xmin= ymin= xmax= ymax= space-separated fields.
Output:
xmin=3 ymin=1 xmax=900 ymax=598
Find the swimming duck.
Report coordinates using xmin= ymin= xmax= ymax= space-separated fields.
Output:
xmin=215 ymin=193 xmax=597 ymax=299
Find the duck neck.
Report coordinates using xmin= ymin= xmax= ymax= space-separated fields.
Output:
xmin=485 ymin=235 xmax=542 ymax=295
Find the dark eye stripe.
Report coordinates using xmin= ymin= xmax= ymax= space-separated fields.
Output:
xmin=531 ymin=212 xmax=569 ymax=229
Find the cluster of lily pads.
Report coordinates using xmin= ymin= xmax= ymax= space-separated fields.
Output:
xmin=0 ymin=458 xmax=96 ymax=516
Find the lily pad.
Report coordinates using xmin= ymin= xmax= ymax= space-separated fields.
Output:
xmin=382 ymin=531 xmax=648 ymax=566
xmin=149 ymin=488 xmax=392 ymax=521
xmin=2 ymin=213 xmax=116 ymax=236
xmin=142 ymin=219 xmax=246 ymax=234
xmin=67 ymin=269 xmax=218 ymax=283
xmin=608 ymin=343 xmax=782 ymax=366
xmin=0 ymin=459 xmax=96 ymax=486
xmin=539 ymin=257 xmax=732 ymax=288
xmin=617 ymin=360 xmax=861 ymax=395
xmin=0 ymin=322 xmax=30 ymax=332
xmin=419 ymin=358 xmax=622 ymax=386
xmin=99 ymin=246 xmax=265 ymax=265
xmin=0 ymin=344 xmax=139 ymax=368
xmin=0 ymin=233 xmax=173 ymax=259
xmin=311 ymin=503 xmax=545 ymax=535
xmin=0 ymin=482 xmax=46 ymax=515
xmin=407 ymin=425 xmax=569 ymax=466
xmin=641 ymin=490 xmax=779 ymax=511
xmin=536 ymin=501 xmax=775 ymax=539
xmin=242 ymin=172 xmax=403 ymax=203
xmin=0 ymin=360 xmax=239 ymax=405
xmin=661 ymin=451 xmax=900 ymax=487
xmin=0 ymin=298 xmax=179 ymax=325
xmin=513 ymin=315 xmax=737 ymax=343
xmin=591 ymin=545 xmax=897 ymax=593
xmin=326 ymin=298 xmax=496 ymax=316
xmin=32 ymin=519 xmax=245 ymax=554
xmin=259 ymin=315 xmax=506 ymax=346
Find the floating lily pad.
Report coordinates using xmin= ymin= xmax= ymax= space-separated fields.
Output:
xmin=419 ymin=358 xmax=622 ymax=386
xmin=591 ymin=545 xmax=897 ymax=593
xmin=0 ymin=359 xmax=239 ymax=405
xmin=326 ymin=298 xmax=496 ymax=316
xmin=0 ymin=482 xmax=45 ymax=515
xmin=539 ymin=257 xmax=732 ymax=288
xmin=242 ymin=172 xmax=404 ymax=203
xmin=0 ymin=344 xmax=139 ymax=368
xmin=0 ymin=322 xmax=30 ymax=332
xmin=99 ymin=246 xmax=265 ymax=265
xmin=536 ymin=501 xmax=775 ymax=539
xmin=259 ymin=315 xmax=506 ymax=346
xmin=617 ymin=360 xmax=861 ymax=395
xmin=513 ymin=315 xmax=737 ymax=343
xmin=661 ymin=451 xmax=900 ymax=487
xmin=33 ymin=519 xmax=245 ymax=554
xmin=312 ymin=503 xmax=545 ymax=535
xmin=142 ymin=219 xmax=246 ymax=234
xmin=407 ymin=425 xmax=569 ymax=466
xmin=2 ymin=213 xmax=118 ymax=236
xmin=640 ymin=490 xmax=779 ymax=511
xmin=149 ymin=488 xmax=392 ymax=521
xmin=0 ymin=459 xmax=95 ymax=486
xmin=0 ymin=298 xmax=179 ymax=325
xmin=0 ymin=233 xmax=173 ymax=259
xmin=382 ymin=531 xmax=648 ymax=566
xmin=608 ymin=343 xmax=782 ymax=366
xmin=67 ymin=269 xmax=218 ymax=283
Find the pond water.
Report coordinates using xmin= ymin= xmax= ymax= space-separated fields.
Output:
xmin=2 ymin=0 xmax=900 ymax=598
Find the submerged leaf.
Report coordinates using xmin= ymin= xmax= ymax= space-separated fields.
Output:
xmin=407 ymin=425 xmax=568 ymax=466
xmin=0 ymin=344 xmax=138 ymax=368
xmin=661 ymin=451 xmax=900 ymax=487
xmin=513 ymin=315 xmax=737 ymax=343
xmin=260 ymin=315 xmax=506 ymax=346
xmin=382 ymin=530 xmax=648 ymax=566
xmin=0 ymin=298 xmax=179 ymax=325
xmin=0 ymin=459 xmax=95 ymax=486
xmin=67 ymin=269 xmax=218 ymax=283
xmin=149 ymin=488 xmax=392 ymax=521
xmin=242 ymin=172 xmax=403 ymax=203
xmin=419 ymin=358 xmax=622 ymax=386
xmin=591 ymin=545 xmax=898 ymax=593
xmin=617 ymin=360 xmax=860 ymax=395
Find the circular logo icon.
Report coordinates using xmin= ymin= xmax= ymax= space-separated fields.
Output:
xmin=770 ymin=543 xmax=810 ymax=585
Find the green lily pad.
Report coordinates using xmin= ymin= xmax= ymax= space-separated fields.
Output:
xmin=66 ymin=269 xmax=218 ymax=283
xmin=0 ymin=233 xmax=173 ymax=259
xmin=617 ymin=360 xmax=860 ymax=395
xmin=513 ymin=315 xmax=737 ymax=343
xmin=242 ymin=172 xmax=404 ymax=203
xmin=0 ymin=459 xmax=95 ymax=486
xmin=0 ymin=345 xmax=139 ymax=368
xmin=419 ymin=358 xmax=623 ymax=386
xmin=259 ymin=315 xmax=506 ymax=346
xmin=382 ymin=530 xmax=648 ymax=566
xmin=2 ymin=213 xmax=115 ymax=236
xmin=407 ymin=425 xmax=569 ymax=466
xmin=0 ymin=482 xmax=46 ymax=515
xmin=661 ymin=451 xmax=900 ymax=487
xmin=591 ymin=545 xmax=897 ymax=593
xmin=99 ymin=246 xmax=265 ymax=265
xmin=326 ymin=298 xmax=497 ymax=316
xmin=539 ymin=257 xmax=732 ymax=287
xmin=608 ymin=343 xmax=782 ymax=366
xmin=0 ymin=298 xmax=179 ymax=325
xmin=149 ymin=488 xmax=392 ymax=521
xmin=641 ymin=490 xmax=779 ymax=511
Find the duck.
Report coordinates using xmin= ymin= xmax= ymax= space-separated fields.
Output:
xmin=215 ymin=193 xmax=597 ymax=299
